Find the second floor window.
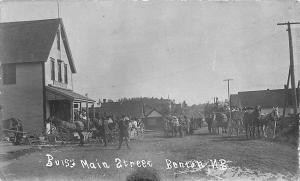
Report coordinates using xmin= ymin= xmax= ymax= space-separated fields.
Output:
xmin=58 ymin=60 xmax=62 ymax=82
xmin=64 ymin=64 xmax=68 ymax=84
xmin=2 ymin=64 xmax=16 ymax=85
xmin=50 ymin=58 xmax=55 ymax=80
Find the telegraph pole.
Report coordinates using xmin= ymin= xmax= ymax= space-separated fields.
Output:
xmin=57 ymin=0 xmax=60 ymax=19
xmin=224 ymin=79 xmax=233 ymax=107
xmin=223 ymin=79 xmax=233 ymax=119
xmin=277 ymin=21 xmax=300 ymax=115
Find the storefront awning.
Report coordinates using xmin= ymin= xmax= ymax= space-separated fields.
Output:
xmin=46 ymin=85 xmax=95 ymax=103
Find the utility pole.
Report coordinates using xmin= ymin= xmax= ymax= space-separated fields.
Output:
xmin=224 ymin=79 xmax=233 ymax=136
xmin=57 ymin=0 xmax=60 ymax=19
xmin=223 ymin=79 xmax=233 ymax=117
xmin=278 ymin=21 xmax=300 ymax=115
xmin=223 ymin=79 xmax=233 ymax=107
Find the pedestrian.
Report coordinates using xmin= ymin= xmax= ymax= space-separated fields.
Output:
xmin=96 ymin=117 xmax=107 ymax=147
xmin=118 ymin=115 xmax=131 ymax=150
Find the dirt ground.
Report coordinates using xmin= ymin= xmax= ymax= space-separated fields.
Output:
xmin=0 ymin=127 xmax=298 ymax=181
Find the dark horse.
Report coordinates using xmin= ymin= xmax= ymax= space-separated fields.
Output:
xmin=210 ymin=112 xmax=228 ymax=134
xmin=89 ymin=117 xmax=108 ymax=146
xmin=47 ymin=116 xmax=87 ymax=146
xmin=205 ymin=114 xmax=214 ymax=134
xmin=243 ymin=106 xmax=261 ymax=139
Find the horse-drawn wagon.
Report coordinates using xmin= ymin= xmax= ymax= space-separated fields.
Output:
xmin=0 ymin=118 xmax=42 ymax=145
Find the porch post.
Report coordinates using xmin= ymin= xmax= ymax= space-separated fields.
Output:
xmin=71 ymin=100 xmax=74 ymax=123
xmin=92 ymin=103 xmax=95 ymax=118
xmin=86 ymin=101 xmax=89 ymax=130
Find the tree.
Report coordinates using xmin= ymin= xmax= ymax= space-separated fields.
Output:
xmin=182 ymin=101 xmax=188 ymax=108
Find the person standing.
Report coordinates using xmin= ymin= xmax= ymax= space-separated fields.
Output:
xmin=118 ymin=116 xmax=131 ymax=150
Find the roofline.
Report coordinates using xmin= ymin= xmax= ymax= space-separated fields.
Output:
xmin=238 ymin=88 xmax=296 ymax=94
xmin=46 ymin=86 xmax=95 ymax=102
xmin=46 ymin=87 xmax=74 ymax=100
xmin=0 ymin=18 xmax=60 ymax=25
xmin=59 ymin=19 xmax=77 ymax=73
xmin=0 ymin=18 xmax=77 ymax=73
xmin=145 ymin=107 xmax=164 ymax=117
xmin=74 ymin=99 xmax=96 ymax=103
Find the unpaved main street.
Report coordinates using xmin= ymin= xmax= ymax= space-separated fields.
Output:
xmin=0 ymin=128 xmax=298 ymax=181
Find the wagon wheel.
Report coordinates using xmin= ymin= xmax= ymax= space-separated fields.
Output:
xmin=23 ymin=137 xmax=30 ymax=145
xmin=138 ymin=127 xmax=144 ymax=139
xmin=12 ymin=133 xmax=20 ymax=145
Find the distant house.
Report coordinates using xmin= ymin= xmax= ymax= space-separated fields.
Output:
xmin=0 ymin=19 xmax=95 ymax=135
xmin=144 ymin=108 xmax=165 ymax=130
xmin=234 ymin=88 xmax=300 ymax=115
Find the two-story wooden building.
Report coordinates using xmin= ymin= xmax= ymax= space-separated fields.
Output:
xmin=0 ymin=18 xmax=95 ymax=136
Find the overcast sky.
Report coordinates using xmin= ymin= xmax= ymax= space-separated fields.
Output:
xmin=1 ymin=0 xmax=300 ymax=105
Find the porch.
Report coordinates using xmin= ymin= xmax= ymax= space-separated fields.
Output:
xmin=45 ymin=85 xmax=95 ymax=122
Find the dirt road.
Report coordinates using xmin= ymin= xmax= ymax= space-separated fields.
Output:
xmin=0 ymin=128 xmax=298 ymax=181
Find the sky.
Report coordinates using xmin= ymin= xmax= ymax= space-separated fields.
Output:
xmin=0 ymin=0 xmax=300 ymax=105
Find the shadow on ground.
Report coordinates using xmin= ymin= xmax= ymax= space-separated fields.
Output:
xmin=211 ymin=136 xmax=250 ymax=142
xmin=0 ymin=147 xmax=41 ymax=162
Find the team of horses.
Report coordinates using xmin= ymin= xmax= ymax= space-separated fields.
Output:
xmin=163 ymin=116 xmax=194 ymax=137
xmin=46 ymin=114 xmax=144 ymax=146
xmin=205 ymin=106 xmax=280 ymax=139
xmin=2 ymin=106 xmax=279 ymax=146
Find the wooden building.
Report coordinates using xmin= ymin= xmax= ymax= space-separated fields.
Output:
xmin=0 ymin=19 xmax=95 ymax=136
xmin=232 ymin=88 xmax=300 ymax=116
xmin=144 ymin=108 xmax=165 ymax=130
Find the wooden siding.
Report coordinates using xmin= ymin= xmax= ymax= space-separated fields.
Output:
xmin=45 ymin=28 xmax=73 ymax=90
xmin=1 ymin=62 xmax=44 ymax=135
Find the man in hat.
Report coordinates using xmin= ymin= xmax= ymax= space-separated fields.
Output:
xmin=118 ymin=115 xmax=131 ymax=150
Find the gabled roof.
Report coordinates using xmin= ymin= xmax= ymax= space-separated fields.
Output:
xmin=0 ymin=18 xmax=76 ymax=73
xmin=145 ymin=108 xmax=164 ymax=118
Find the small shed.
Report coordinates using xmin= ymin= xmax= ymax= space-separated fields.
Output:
xmin=144 ymin=108 xmax=164 ymax=130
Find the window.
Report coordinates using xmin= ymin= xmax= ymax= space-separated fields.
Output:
xmin=50 ymin=58 xmax=55 ymax=80
xmin=64 ymin=64 xmax=68 ymax=84
xmin=2 ymin=64 xmax=16 ymax=85
xmin=57 ymin=30 xmax=60 ymax=51
xmin=57 ymin=60 xmax=62 ymax=82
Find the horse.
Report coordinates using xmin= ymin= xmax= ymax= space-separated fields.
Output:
xmin=89 ymin=117 xmax=108 ymax=146
xmin=205 ymin=114 xmax=214 ymax=134
xmin=171 ymin=116 xmax=180 ymax=137
xmin=184 ymin=117 xmax=191 ymax=135
xmin=212 ymin=112 xmax=228 ymax=134
xmin=163 ymin=118 xmax=173 ymax=137
xmin=242 ymin=106 xmax=261 ymax=139
xmin=47 ymin=116 xmax=87 ymax=146
xmin=260 ymin=107 xmax=280 ymax=139
xmin=231 ymin=110 xmax=244 ymax=136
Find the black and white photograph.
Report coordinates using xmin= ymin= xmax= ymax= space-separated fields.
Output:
xmin=0 ymin=0 xmax=299 ymax=180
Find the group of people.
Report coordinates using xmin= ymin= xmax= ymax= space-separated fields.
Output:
xmin=204 ymin=106 xmax=281 ymax=139
xmin=164 ymin=115 xmax=196 ymax=137
xmin=91 ymin=115 xmax=144 ymax=149
xmin=47 ymin=110 xmax=144 ymax=149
